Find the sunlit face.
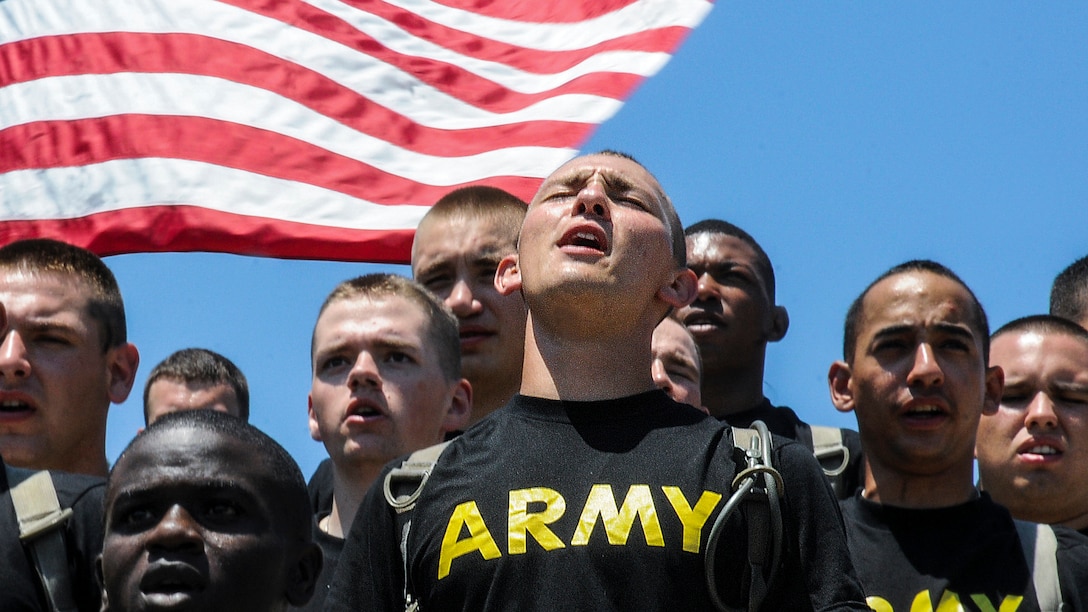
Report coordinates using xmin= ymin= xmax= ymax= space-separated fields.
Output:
xmin=0 ymin=270 xmax=134 ymax=474
xmin=308 ymin=296 xmax=465 ymax=471
xmin=832 ymin=271 xmax=999 ymax=479
xmin=977 ymin=330 xmax=1088 ymax=526
xmin=145 ymin=379 xmax=241 ymax=425
xmin=101 ymin=428 xmax=306 ymax=612
xmin=412 ymin=214 xmax=526 ymax=409
xmin=678 ymin=233 xmax=775 ymax=373
xmin=651 ymin=318 xmax=703 ymax=409
xmin=510 ymin=154 xmax=680 ymax=325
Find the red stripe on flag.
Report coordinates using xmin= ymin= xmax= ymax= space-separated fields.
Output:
xmin=0 ymin=0 xmax=714 ymax=261
xmin=0 ymin=206 xmax=416 ymax=262
xmin=226 ymin=0 xmax=655 ymax=109
xmin=1 ymin=116 xmax=544 ymax=206
xmin=340 ymin=0 xmax=692 ymax=70
xmin=0 ymin=34 xmax=596 ymax=156
xmin=0 ymin=30 xmax=642 ymax=116
xmin=427 ymin=0 xmax=641 ymax=23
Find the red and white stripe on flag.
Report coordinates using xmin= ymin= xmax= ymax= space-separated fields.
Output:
xmin=0 ymin=0 xmax=713 ymax=262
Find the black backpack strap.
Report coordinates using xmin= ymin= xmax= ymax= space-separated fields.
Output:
xmin=383 ymin=441 xmax=453 ymax=611
xmin=706 ymin=423 xmax=784 ymax=612
xmin=6 ymin=465 xmax=78 ymax=612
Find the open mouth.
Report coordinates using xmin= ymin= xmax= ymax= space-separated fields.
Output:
xmin=901 ymin=403 xmax=948 ymax=424
xmin=141 ymin=563 xmax=206 ymax=601
xmin=146 ymin=579 xmax=198 ymax=595
xmin=0 ymin=398 xmax=31 ymax=411
xmin=350 ymin=404 xmax=382 ymax=418
xmin=682 ymin=311 xmax=724 ymax=333
xmin=0 ymin=399 xmax=33 ymax=416
xmin=559 ymin=225 xmax=608 ymax=254
xmin=1018 ymin=438 xmax=1064 ymax=461
xmin=347 ymin=398 xmax=385 ymax=421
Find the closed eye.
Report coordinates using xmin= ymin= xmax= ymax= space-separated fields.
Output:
xmin=1000 ymin=392 xmax=1030 ymax=405
xmin=939 ymin=339 xmax=970 ymax=352
xmin=420 ymin=274 xmax=453 ymax=292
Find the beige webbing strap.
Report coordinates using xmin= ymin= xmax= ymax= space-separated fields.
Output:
xmin=383 ymin=441 xmax=452 ymax=512
xmin=1014 ymin=519 xmax=1063 ymax=612
xmin=731 ymin=427 xmax=757 ymax=451
xmin=810 ymin=425 xmax=849 ymax=477
xmin=7 ymin=467 xmax=77 ymax=612
xmin=381 ymin=441 xmax=453 ymax=611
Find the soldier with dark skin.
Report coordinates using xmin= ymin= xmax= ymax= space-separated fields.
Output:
xmin=98 ymin=410 xmax=322 ymax=612
xmin=680 ymin=220 xmax=862 ymax=497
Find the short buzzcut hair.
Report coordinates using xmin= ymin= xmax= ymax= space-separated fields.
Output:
xmin=595 ymin=150 xmax=686 ymax=269
xmin=421 ymin=185 xmax=526 ymax=243
xmin=842 ymin=260 xmax=991 ymax=363
xmin=112 ymin=410 xmax=311 ymax=542
xmin=1050 ymin=255 xmax=1088 ymax=325
xmin=0 ymin=238 xmax=127 ymax=350
xmin=313 ymin=273 xmax=461 ymax=381
xmin=684 ymin=219 xmax=776 ymax=301
xmin=992 ymin=314 xmax=1088 ymax=346
xmin=142 ymin=348 xmax=250 ymax=424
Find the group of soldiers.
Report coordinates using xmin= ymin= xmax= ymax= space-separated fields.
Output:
xmin=3 ymin=151 xmax=1088 ymax=610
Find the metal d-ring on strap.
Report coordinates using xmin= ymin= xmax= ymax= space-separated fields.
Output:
xmin=731 ymin=465 xmax=784 ymax=493
xmin=704 ymin=420 xmax=785 ymax=612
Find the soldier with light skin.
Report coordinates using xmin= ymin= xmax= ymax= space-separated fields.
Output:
xmin=0 ymin=239 xmax=139 ymax=477
xmin=325 ymin=152 xmax=867 ymax=611
xmin=304 ymin=274 xmax=471 ymax=611
xmin=412 ymin=186 xmax=528 ymax=423
xmin=142 ymin=348 xmax=249 ymax=426
xmin=977 ymin=315 xmax=1088 ymax=534
xmin=1050 ymin=255 xmax=1088 ymax=331
xmin=652 ymin=316 xmax=704 ymax=411
xmin=308 ymin=274 xmax=471 ymax=539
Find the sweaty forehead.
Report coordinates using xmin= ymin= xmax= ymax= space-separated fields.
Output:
xmin=0 ymin=269 xmax=94 ymax=306
xmin=414 ymin=215 xmax=517 ymax=264
xmin=113 ymin=428 xmax=269 ymax=492
xmin=535 ymin=155 xmax=666 ymax=205
xmin=861 ymin=272 xmax=976 ymax=333
xmin=993 ymin=330 xmax=1088 ymax=370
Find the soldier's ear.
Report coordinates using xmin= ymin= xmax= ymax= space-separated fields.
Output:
xmin=106 ymin=343 xmax=140 ymax=404
xmin=982 ymin=365 xmax=1003 ymax=416
xmin=659 ymin=267 xmax=697 ymax=310
xmin=495 ymin=254 xmax=521 ymax=296
xmin=828 ymin=361 xmax=855 ymax=413
xmin=767 ymin=306 xmax=789 ymax=343
xmin=443 ymin=378 xmax=472 ymax=433
xmin=285 ymin=543 xmax=323 ymax=607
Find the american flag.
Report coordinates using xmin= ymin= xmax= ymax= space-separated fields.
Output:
xmin=0 ymin=0 xmax=714 ymax=262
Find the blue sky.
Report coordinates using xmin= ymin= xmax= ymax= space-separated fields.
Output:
xmin=104 ymin=3 xmax=1088 ymax=476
